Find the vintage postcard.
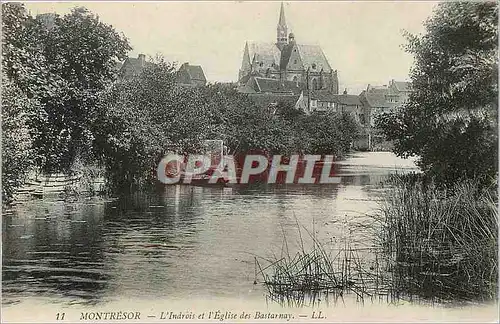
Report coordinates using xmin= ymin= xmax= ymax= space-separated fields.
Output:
xmin=1 ymin=1 xmax=498 ymax=323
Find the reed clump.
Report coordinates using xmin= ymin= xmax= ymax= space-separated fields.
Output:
xmin=378 ymin=177 xmax=498 ymax=302
xmin=255 ymin=224 xmax=396 ymax=307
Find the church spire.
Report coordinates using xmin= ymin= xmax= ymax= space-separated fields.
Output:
xmin=278 ymin=2 xmax=286 ymax=27
xmin=276 ymin=2 xmax=288 ymax=50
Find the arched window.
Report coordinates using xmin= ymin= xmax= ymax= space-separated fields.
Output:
xmin=312 ymin=78 xmax=318 ymax=90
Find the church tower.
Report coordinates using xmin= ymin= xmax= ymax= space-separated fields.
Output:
xmin=276 ymin=2 xmax=288 ymax=50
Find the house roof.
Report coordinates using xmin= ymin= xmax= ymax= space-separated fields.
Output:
xmin=296 ymin=44 xmax=332 ymax=72
xmin=392 ymin=81 xmax=412 ymax=92
xmin=336 ymin=94 xmax=362 ymax=106
xmin=310 ymin=91 xmax=362 ymax=106
xmin=360 ymin=90 xmax=393 ymax=108
xmin=119 ymin=56 xmax=154 ymax=74
xmin=237 ymin=82 xmax=257 ymax=94
xmin=247 ymin=93 xmax=300 ymax=109
xmin=179 ymin=63 xmax=206 ymax=82
xmin=310 ymin=90 xmax=336 ymax=102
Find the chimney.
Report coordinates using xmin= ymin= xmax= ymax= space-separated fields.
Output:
xmin=138 ymin=54 xmax=146 ymax=67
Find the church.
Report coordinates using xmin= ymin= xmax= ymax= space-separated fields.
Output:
xmin=238 ymin=2 xmax=339 ymax=95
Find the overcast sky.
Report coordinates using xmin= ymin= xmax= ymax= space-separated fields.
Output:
xmin=26 ymin=1 xmax=438 ymax=94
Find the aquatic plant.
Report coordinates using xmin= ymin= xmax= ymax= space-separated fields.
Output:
xmin=254 ymin=220 xmax=396 ymax=307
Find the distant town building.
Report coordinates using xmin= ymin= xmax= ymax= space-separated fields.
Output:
xmin=116 ymin=56 xmax=207 ymax=87
xmin=357 ymin=80 xmax=413 ymax=150
xmin=237 ymin=3 xmax=339 ymax=97
xmin=360 ymin=80 xmax=412 ymax=126
xmin=117 ymin=54 xmax=154 ymax=79
xmin=388 ymin=79 xmax=413 ymax=104
xmin=176 ymin=62 xmax=207 ymax=87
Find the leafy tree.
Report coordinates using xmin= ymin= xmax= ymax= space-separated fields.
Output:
xmin=376 ymin=2 xmax=498 ymax=187
xmin=301 ymin=112 xmax=359 ymax=157
xmin=1 ymin=80 xmax=34 ymax=203
xmin=2 ymin=3 xmax=39 ymax=203
xmin=8 ymin=6 xmax=131 ymax=173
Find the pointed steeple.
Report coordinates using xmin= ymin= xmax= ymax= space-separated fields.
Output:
xmin=276 ymin=2 xmax=288 ymax=50
xmin=278 ymin=2 xmax=286 ymax=27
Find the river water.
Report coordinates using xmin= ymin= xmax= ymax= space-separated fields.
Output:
xmin=2 ymin=152 xmax=496 ymax=322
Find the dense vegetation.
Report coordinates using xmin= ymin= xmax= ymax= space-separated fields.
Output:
xmin=376 ymin=2 xmax=498 ymax=189
xmin=95 ymin=59 xmax=359 ymax=191
xmin=375 ymin=2 xmax=498 ymax=302
xmin=2 ymin=3 xmax=130 ymax=202
xmin=2 ymin=3 xmax=359 ymax=202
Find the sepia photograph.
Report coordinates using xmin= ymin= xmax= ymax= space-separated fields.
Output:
xmin=1 ymin=1 xmax=498 ymax=323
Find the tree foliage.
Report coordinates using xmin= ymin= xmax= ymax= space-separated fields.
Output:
xmin=3 ymin=4 xmax=131 ymax=173
xmin=96 ymin=60 xmax=360 ymax=191
xmin=2 ymin=3 xmax=131 ymax=202
xmin=376 ymin=2 xmax=498 ymax=187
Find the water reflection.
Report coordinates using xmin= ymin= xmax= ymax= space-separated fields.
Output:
xmin=2 ymin=152 xmax=418 ymax=306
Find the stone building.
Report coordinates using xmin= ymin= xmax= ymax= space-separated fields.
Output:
xmin=359 ymin=80 xmax=413 ymax=150
xmin=359 ymin=80 xmax=412 ymax=126
xmin=238 ymin=3 xmax=339 ymax=95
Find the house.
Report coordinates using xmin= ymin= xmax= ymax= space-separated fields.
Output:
xmin=239 ymin=75 xmax=306 ymax=113
xmin=359 ymin=80 xmax=412 ymax=126
xmin=117 ymin=54 xmax=155 ymax=79
xmin=388 ymin=79 xmax=412 ymax=104
xmin=358 ymin=80 xmax=413 ymax=150
xmin=176 ymin=62 xmax=207 ymax=87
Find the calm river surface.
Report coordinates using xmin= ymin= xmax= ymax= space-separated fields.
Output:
xmin=4 ymin=152 xmax=495 ymax=322
xmin=3 ymin=152 xmax=419 ymax=307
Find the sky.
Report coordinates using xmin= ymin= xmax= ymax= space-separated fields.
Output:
xmin=25 ymin=1 xmax=439 ymax=94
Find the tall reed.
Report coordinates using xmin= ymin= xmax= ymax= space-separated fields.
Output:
xmin=377 ymin=176 xmax=498 ymax=302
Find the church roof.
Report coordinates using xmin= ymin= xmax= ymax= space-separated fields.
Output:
xmin=279 ymin=43 xmax=294 ymax=69
xmin=247 ymin=42 xmax=281 ymax=67
xmin=296 ymin=44 xmax=332 ymax=72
